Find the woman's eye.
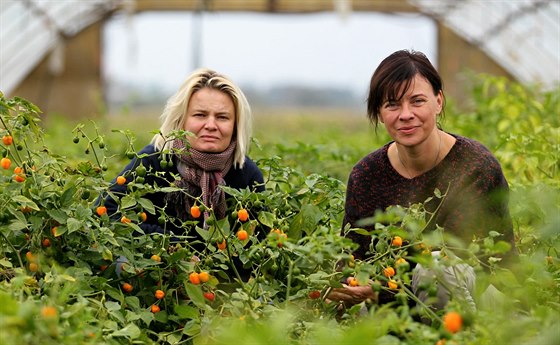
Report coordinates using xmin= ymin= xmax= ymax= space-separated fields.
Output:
xmin=385 ymin=101 xmax=398 ymax=109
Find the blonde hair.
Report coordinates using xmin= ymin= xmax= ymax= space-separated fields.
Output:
xmin=151 ymin=68 xmax=252 ymax=168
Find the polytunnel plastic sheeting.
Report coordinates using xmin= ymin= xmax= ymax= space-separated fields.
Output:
xmin=409 ymin=0 xmax=560 ymax=89
xmin=0 ymin=0 xmax=121 ymax=96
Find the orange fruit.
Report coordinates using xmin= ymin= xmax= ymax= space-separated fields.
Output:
xmin=190 ymin=205 xmax=201 ymax=218
xmin=40 ymin=306 xmax=57 ymax=318
xmin=217 ymin=239 xmax=226 ymax=250
xmin=237 ymin=208 xmax=249 ymax=222
xmin=391 ymin=236 xmax=403 ymax=247
xmin=122 ymin=282 xmax=133 ymax=293
xmin=443 ymin=311 xmax=463 ymax=333
xmin=387 ymin=280 xmax=398 ymax=289
xmin=42 ymin=238 xmax=51 ymax=247
xmin=189 ymin=272 xmax=201 ymax=285
xmin=198 ymin=271 xmax=210 ymax=283
xmin=150 ymin=254 xmax=161 ymax=262
xmin=203 ymin=291 xmax=215 ymax=301
xmin=51 ymin=227 xmax=58 ymax=236
xmin=154 ymin=289 xmax=165 ymax=299
xmin=0 ymin=157 xmax=11 ymax=169
xmin=347 ymin=277 xmax=359 ymax=287
xmin=100 ymin=264 xmax=108 ymax=271
xmin=308 ymin=290 xmax=321 ymax=299
xmin=436 ymin=339 xmax=446 ymax=345
xmin=14 ymin=174 xmax=25 ymax=183
xmin=383 ymin=266 xmax=396 ymax=278
xmin=116 ymin=175 xmax=126 ymax=185
xmin=150 ymin=304 xmax=160 ymax=313
xmin=96 ymin=206 xmax=107 ymax=216
xmin=26 ymin=251 xmax=35 ymax=262
xmin=2 ymin=135 xmax=13 ymax=146
xmin=395 ymin=258 xmax=407 ymax=266
xmin=139 ymin=212 xmax=147 ymax=222
xmin=29 ymin=262 xmax=39 ymax=272
xmin=237 ymin=230 xmax=248 ymax=241
xmin=13 ymin=166 xmax=23 ymax=174
xmin=120 ymin=216 xmax=131 ymax=224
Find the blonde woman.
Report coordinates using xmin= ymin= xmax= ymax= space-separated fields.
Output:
xmin=103 ymin=68 xmax=264 ymax=237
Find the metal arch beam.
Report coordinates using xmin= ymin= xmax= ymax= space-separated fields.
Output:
xmin=127 ymin=0 xmax=418 ymax=14
xmin=480 ymin=0 xmax=551 ymax=42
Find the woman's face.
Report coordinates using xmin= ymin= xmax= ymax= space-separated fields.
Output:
xmin=379 ymin=74 xmax=443 ymax=147
xmin=183 ymin=87 xmax=236 ymax=153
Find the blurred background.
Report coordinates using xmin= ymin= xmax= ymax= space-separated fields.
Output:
xmin=1 ymin=0 xmax=559 ymax=119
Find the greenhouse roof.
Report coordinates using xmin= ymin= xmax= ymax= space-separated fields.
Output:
xmin=410 ymin=0 xmax=559 ymax=89
xmin=1 ymin=0 xmax=558 ymax=96
xmin=0 ymin=0 xmax=121 ymax=95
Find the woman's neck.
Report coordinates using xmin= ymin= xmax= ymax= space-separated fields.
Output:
xmin=393 ymin=129 xmax=447 ymax=178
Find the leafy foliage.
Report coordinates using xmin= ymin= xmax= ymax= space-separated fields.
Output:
xmin=0 ymin=76 xmax=559 ymax=345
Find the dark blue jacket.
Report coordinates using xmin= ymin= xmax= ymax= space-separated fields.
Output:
xmin=102 ymin=144 xmax=265 ymax=237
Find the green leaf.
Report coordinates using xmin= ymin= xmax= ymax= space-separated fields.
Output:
xmin=289 ymin=204 xmax=322 ymax=239
xmin=258 ymin=211 xmax=276 ymax=228
xmin=105 ymin=286 xmax=123 ymax=304
xmin=0 ymin=258 xmax=13 ymax=268
xmin=137 ymin=197 xmax=155 ymax=214
xmin=60 ymin=185 xmax=76 ymax=207
xmin=8 ymin=219 xmax=28 ymax=231
xmin=104 ymin=301 xmax=121 ymax=311
xmin=75 ymin=204 xmax=92 ymax=219
xmin=47 ymin=209 xmax=68 ymax=224
xmin=11 ymin=195 xmax=39 ymax=210
xmin=138 ymin=310 xmax=153 ymax=326
xmin=195 ymin=226 xmax=210 ymax=241
xmin=129 ymin=222 xmax=144 ymax=234
xmin=154 ymin=310 xmax=168 ymax=323
xmin=102 ymin=247 xmax=114 ymax=261
xmin=182 ymin=319 xmax=201 ymax=337
xmin=52 ymin=225 xmax=67 ymax=236
xmin=125 ymin=310 xmax=141 ymax=322
xmin=0 ymin=291 xmax=18 ymax=315
xmin=174 ymin=305 xmax=200 ymax=320
xmin=125 ymin=296 xmax=140 ymax=310
xmin=67 ymin=218 xmax=83 ymax=234
xmin=120 ymin=195 xmax=137 ymax=210
xmin=110 ymin=323 xmax=140 ymax=339
xmin=492 ymin=240 xmax=512 ymax=254
xmin=184 ymin=283 xmax=205 ymax=308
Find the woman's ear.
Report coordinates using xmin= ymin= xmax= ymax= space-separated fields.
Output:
xmin=436 ymin=90 xmax=444 ymax=114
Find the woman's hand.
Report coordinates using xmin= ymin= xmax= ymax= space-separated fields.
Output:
xmin=327 ymin=284 xmax=377 ymax=306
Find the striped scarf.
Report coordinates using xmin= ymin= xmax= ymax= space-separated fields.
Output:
xmin=172 ymin=138 xmax=235 ymax=221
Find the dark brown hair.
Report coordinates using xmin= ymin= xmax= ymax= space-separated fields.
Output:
xmin=366 ymin=50 xmax=445 ymax=126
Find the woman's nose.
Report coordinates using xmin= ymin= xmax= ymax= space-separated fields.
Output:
xmin=204 ymin=116 xmax=217 ymax=129
xmin=399 ymin=103 xmax=414 ymax=120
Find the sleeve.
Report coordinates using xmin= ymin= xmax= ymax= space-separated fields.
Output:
xmin=232 ymin=157 xmax=265 ymax=192
xmin=475 ymin=156 xmax=516 ymax=254
xmin=450 ymin=144 xmax=516 ymax=260
xmin=250 ymin=166 xmax=265 ymax=193
xmin=98 ymin=145 xmax=168 ymax=235
xmin=342 ymin=167 xmax=371 ymax=261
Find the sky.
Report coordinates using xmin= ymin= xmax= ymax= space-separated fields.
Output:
xmin=102 ymin=11 xmax=436 ymax=98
